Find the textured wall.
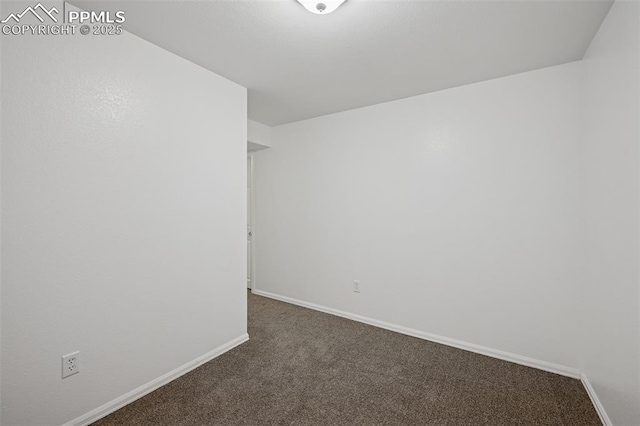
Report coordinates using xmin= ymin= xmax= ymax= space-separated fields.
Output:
xmin=1 ymin=12 xmax=247 ymax=426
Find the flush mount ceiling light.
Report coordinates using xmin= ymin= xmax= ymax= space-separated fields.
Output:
xmin=296 ymin=0 xmax=347 ymax=14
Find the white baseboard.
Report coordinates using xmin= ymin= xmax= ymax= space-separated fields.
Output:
xmin=252 ymin=289 xmax=581 ymax=379
xmin=581 ymin=373 xmax=612 ymax=426
xmin=63 ymin=333 xmax=249 ymax=426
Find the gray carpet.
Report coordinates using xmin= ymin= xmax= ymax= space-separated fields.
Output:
xmin=93 ymin=291 xmax=601 ymax=425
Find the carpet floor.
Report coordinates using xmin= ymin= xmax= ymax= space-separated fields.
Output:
xmin=93 ymin=291 xmax=601 ymax=425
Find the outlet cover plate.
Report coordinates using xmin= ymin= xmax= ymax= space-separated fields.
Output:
xmin=62 ymin=351 xmax=80 ymax=378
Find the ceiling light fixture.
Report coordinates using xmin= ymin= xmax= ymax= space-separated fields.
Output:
xmin=296 ymin=0 xmax=346 ymax=15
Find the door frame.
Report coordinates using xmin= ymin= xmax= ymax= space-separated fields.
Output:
xmin=247 ymin=153 xmax=256 ymax=291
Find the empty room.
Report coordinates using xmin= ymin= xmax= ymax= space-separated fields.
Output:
xmin=1 ymin=0 xmax=639 ymax=425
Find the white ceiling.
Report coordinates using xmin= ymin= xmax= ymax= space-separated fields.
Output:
xmin=73 ymin=0 xmax=613 ymax=126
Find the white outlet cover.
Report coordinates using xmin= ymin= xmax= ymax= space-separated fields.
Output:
xmin=62 ymin=351 xmax=80 ymax=379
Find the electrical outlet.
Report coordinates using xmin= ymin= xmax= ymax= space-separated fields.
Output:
xmin=62 ymin=351 xmax=80 ymax=379
xmin=353 ymin=280 xmax=360 ymax=293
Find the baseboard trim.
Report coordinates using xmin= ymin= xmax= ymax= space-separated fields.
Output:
xmin=63 ymin=333 xmax=249 ymax=426
xmin=581 ymin=373 xmax=611 ymax=426
xmin=252 ymin=289 xmax=581 ymax=379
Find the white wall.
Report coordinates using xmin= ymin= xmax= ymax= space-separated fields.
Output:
xmin=254 ymin=62 xmax=584 ymax=370
xmin=248 ymin=119 xmax=272 ymax=151
xmin=1 ymin=15 xmax=247 ymax=426
xmin=581 ymin=1 xmax=640 ymax=424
